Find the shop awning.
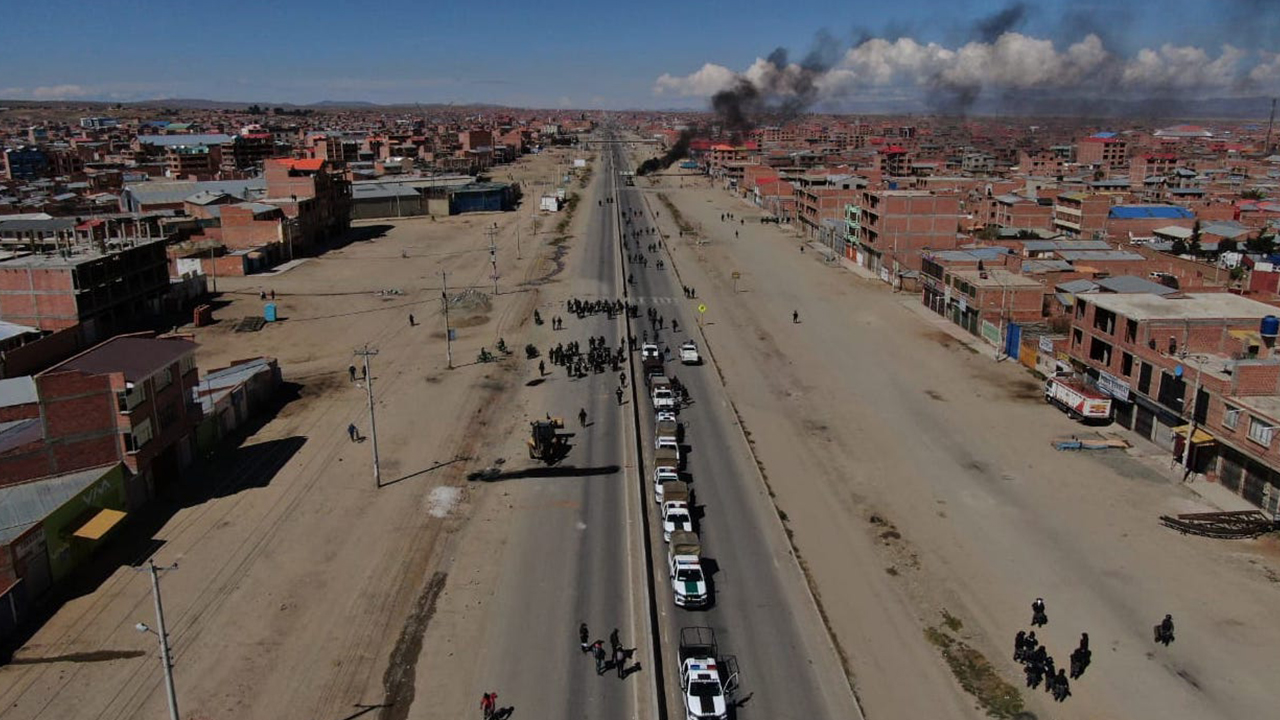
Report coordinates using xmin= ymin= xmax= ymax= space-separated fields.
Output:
xmin=1172 ymin=425 xmax=1215 ymax=445
xmin=72 ymin=508 xmax=127 ymax=540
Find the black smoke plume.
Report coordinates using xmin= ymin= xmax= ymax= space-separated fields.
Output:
xmin=971 ymin=1 xmax=1028 ymax=43
xmin=637 ymin=129 xmax=692 ymax=176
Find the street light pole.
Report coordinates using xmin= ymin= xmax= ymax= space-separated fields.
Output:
xmin=355 ymin=345 xmax=382 ymax=487
xmin=138 ymin=560 xmax=180 ymax=720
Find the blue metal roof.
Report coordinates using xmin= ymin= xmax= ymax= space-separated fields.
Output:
xmin=1108 ymin=205 xmax=1194 ymax=220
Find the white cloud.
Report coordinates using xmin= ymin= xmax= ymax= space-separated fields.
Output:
xmin=653 ymin=63 xmax=737 ymax=96
xmin=653 ymin=32 xmax=1280 ymax=103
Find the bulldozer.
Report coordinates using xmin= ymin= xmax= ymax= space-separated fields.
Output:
xmin=528 ymin=417 xmax=569 ymax=464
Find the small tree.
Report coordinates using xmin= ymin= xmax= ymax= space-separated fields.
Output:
xmin=1171 ymin=238 xmax=1189 ymax=255
xmin=1218 ymin=238 xmax=1239 ymax=254
xmin=1246 ymin=233 xmax=1276 ymax=255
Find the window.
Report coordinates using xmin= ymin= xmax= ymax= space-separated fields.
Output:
xmin=155 ymin=367 xmax=173 ymax=391
xmin=1247 ymin=417 xmax=1275 ymax=447
xmin=1124 ymin=319 xmax=1138 ymax=343
xmin=1089 ymin=337 xmax=1113 ymax=366
xmin=1072 ymin=328 xmax=1083 ymax=346
xmin=1223 ymin=404 xmax=1241 ymax=430
xmin=124 ymin=418 xmax=153 ymax=453
xmin=1138 ymin=362 xmax=1153 ymax=394
xmin=1076 ymin=300 xmax=1087 ymax=319
xmin=1121 ymin=352 xmax=1134 ymax=376
xmin=158 ymin=401 xmax=179 ymax=431
xmin=1093 ymin=308 xmax=1116 ymax=335
xmin=116 ymin=385 xmax=146 ymax=412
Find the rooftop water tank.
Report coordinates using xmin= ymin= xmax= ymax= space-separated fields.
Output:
xmin=1262 ymin=315 xmax=1279 ymax=339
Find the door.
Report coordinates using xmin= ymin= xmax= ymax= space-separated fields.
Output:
xmin=1005 ymin=323 xmax=1022 ymax=360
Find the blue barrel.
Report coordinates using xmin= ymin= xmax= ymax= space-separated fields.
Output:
xmin=264 ymin=303 xmax=277 ymax=322
xmin=1262 ymin=315 xmax=1279 ymax=339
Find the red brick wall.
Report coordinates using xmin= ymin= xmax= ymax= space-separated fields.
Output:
xmin=0 ymin=267 xmax=79 ymax=331
xmin=36 ymin=370 xmax=117 ymax=441
xmin=1232 ymin=362 xmax=1280 ymax=397
xmin=220 ymin=206 xmax=283 ymax=250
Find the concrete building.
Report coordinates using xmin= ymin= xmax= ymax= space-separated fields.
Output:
xmin=1065 ymin=292 xmax=1280 ymax=513
xmin=0 ymin=238 xmax=169 ymax=336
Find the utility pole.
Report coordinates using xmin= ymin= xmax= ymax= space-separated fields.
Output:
xmin=441 ymin=271 xmax=453 ymax=369
xmin=135 ymin=560 xmax=180 ymax=720
xmin=485 ymin=223 xmax=499 ymax=295
xmin=355 ymin=345 xmax=382 ymax=487
xmin=1266 ymin=97 xmax=1277 ymax=155
xmin=516 ymin=222 xmax=522 ymax=260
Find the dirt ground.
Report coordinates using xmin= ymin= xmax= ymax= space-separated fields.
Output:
xmin=633 ymin=163 xmax=1280 ymax=720
xmin=0 ymin=146 xmax=597 ymax=720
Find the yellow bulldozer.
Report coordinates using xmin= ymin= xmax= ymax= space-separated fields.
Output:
xmin=528 ymin=417 xmax=569 ymax=464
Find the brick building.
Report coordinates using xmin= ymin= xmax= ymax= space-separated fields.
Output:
xmin=0 ymin=334 xmax=199 ymax=506
xmin=0 ymin=238 xmax=169 ymax=336
xmin=1053 ymin=192 xmax=1112 ymax=237
xmin=852 ymin=190 xmax=961 ymax=280
xmin=1065 ymin=292 xmax=1280 ymax=513
xmin=1077 ymin=134 xmax=1128 ymax=170
xmin=262 ymin=158 xmax=351 ymax=252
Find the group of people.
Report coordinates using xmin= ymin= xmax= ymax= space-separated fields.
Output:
xmin=1011 ymin=597 xmax=1178 ymax=707
xmin=681 ymin=285 xmax=698 ymax=299
xmin=579 ymin=623 xmax=633 ymax=679
xmin=547 ymin=336 xmax=624 ymax=378
xmin=1013 ymin=627 xmax=1072 ymax=702
xmin=564 ymin=297 xmax=629 ymax=320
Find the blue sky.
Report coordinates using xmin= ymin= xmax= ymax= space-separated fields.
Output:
xmin=0 ymin=0 xmax=1273 ymax=108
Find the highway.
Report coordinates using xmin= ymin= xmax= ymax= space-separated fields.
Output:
xmin=461 ymin=142 xmax=650 ymax=719
xmin=604 ymin=134 xmax=862 ymax=720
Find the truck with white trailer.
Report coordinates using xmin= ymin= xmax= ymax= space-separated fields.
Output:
xmin=1044 ymin=374 xmax=1112 ymax=422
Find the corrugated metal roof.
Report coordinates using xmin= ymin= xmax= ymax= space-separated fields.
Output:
xmin=1056 ymin=279 xmax=1098 ymax=293
xmin=0 ymin=376 xmax=37 ymax=407
xmin=0 ymin=465 xmax=120 ymax=544
xmin=136 ymin=134 xmax=233 ymax=147
xmin=124 ymin=179 xmax=265 ymax=207
xmin=1096 ymin=275 xmax=1179 ymax=295
xmin=53 ymin=336 xmax=196 ymax=383
xmin=1057 ymin=250 xmax=1146 ymax=261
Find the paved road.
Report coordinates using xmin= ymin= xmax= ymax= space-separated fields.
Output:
xmin=607 ymin=137 xmax=861 ymax=720
xmin=466 ymin=143 xmax=650 ymax=719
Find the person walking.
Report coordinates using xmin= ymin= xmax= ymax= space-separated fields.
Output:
xmin=348 ymin=364 xmax=357 ymax=382
xmin=619 ymin=371 xmax=627 ymax=388
xmin=614 ymin=645 xmax=627 ymax=678
xmin=579 ymin=622 xmax=590 ymax=653
xmin=1155 ymin=614 xmax=1175 ymax=645
xmin=592 ymin=641 xmax=607 ymax=675
xmin=480 ymin=692 xmax=497 ymax=720
xmin=792 ymin=310 xmax=799 ymax=324
xmin=1013 ymin=630 xmax=1027 ymax=662
xmin=616 ymin=386 xmax=624 ymax=405
xmin=1031 ymin=598 xmax=1047 ymax=627
xmin=579 ymin=408 xmax=588 ymax=427
xmin=408 ymin=313 xmax=416 ymax=327
xmin=539 ymin=360 xmax=545 ymax=376
xmin=610 ymin=628 xmax=621 ymax=653
xmin=347 ymin=423 xmax=359 ymax=442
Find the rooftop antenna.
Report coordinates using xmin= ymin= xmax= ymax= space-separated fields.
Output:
xmin=1267 ymin=98 xmax=1277 ymax=155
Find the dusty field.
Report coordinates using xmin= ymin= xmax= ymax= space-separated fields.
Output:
xmin=635 ymin=161 xmax=1280 ymax=720
xmin=0 ymin=147 xmax=595 ymax=720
